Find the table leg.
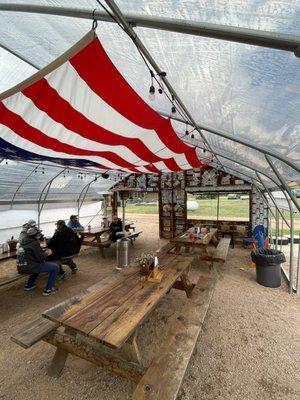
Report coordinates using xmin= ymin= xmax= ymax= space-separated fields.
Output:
xmin=212 ymin=235 xmax=218 ymax=247
xmin=122 ymin=332 xmax=142 ymax=365
xmin=47 ymin=347 xmax=69 ymax=378
xmin=44 ymin=330 xmax=145 ymax=382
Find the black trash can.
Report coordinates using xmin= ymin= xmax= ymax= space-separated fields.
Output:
xmin=251 ymin=249 xmax=286 ymax=288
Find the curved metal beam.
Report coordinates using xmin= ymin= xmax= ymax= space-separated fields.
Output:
xmin=37 ymin=168 xmax=67 ymax=227
xmin=10 ymin=162 xmax=42 ymax=208
xmin=77 ymin=177 xmax=98 ymax=216
xmin=160 ymin=111 xmax=300 ymax=175
xmin=266 ymin=155 xmax=300 ymax=213
xmin=185 ymin=138 xmax=281 ymax=188
xmin=1 ymin=4 xmax=299 ymax=55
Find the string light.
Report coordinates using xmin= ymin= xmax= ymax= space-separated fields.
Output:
xmin=185 ymin=122 xmax=189 ymax=136
xmin=171 ymin=94 xmax=176 ymax=114
xmin=157 ymin=71 xmax=166 ymax=94
xmin=148 ymin=70 xmax=155 ymax=101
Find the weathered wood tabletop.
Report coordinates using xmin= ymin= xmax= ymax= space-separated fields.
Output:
xmin=43 ymin=254 xmax=192 ymax=349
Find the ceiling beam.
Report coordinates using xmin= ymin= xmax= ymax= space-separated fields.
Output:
xmin=1 ymin=3 xmax=300 ymax=56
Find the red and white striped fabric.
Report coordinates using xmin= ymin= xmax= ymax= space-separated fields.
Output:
xmin=0 ymin=31 xmax=202 ymax=173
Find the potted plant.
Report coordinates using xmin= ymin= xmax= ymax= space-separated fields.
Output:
xmin=136 ymin=252 xmax=155 ymax=275
xmin=7 ymin=236 xmax=18 ymax=252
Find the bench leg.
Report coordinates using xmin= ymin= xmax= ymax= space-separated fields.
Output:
xmin=99 ymin=247 xmax=105 ymax=258
xmin=122 ymin=332 xmax=142 ymax=365
xmin=47 ymin=347 xmax=69 ymax=378
xmin=180 ymin=271 xmax=194 ymax=298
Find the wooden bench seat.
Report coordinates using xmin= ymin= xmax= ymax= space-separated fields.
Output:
xmin=52 ymin=254 xmax=79 ymax=265
xmin=0 ymin=251 xmax=17 ymax=261
xmin=211 ymin=237 xmax=231 ymax=263
xmin=11 ymin=317 xmax=58 ymax=349
xmin=0 ymin=272 xmax=25 ymax=287
xmin=0 ymin=255 xmax=79 ymax=288
xmin=132 ymin=275 xmax=216 ymax=400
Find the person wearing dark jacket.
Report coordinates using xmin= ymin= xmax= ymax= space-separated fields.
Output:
xmin=109 ymin=215 xmax=123 ymax=242
xmin=46 ymin=220 xmax=78 ymax=276
xmin=16 ymin=227 xmax=59 ymax=296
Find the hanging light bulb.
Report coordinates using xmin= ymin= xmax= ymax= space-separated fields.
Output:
xmin=185 ymin=122 xmax=189 ymax=136
xmin=148 ymin=70 xmax=155 ymax=101
xmin=149 ymin=85 xmax=155 ymax=101
xmin=171 ymin=94 xmax=176 ymax=114
xmin=157 ymin=71 xmax=166 ymax=95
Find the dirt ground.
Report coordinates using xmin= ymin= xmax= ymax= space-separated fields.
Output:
xmin=0 ymin=214 xmax=299 ymax=400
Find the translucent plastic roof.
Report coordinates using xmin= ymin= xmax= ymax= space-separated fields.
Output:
xmin=0 ymin=0 xmax=299 ymax=191
xmin=0 ymin=159 xmax=120 ymax=206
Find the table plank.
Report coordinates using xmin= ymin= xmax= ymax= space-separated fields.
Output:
xmin=63 ymin=273 xmax=142 ymax=334
xmin=89 ymin=257 xmax=191 ymax=349
xmin=43 ymin=266 xmax=139 ymax=323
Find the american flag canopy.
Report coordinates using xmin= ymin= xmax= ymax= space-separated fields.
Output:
xmin=0 ymin=31 xmax=202 ymax=173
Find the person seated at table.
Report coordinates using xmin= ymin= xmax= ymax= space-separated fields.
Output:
xmin=46 ymin=220 xmax=78 ymax=277
xmin=18 ymin=219 xmax=37 ymax=244
xmin=67 ymin=215 xmax=84 ymax=251
xmin=101 ymin=216 xmax=109 ymax=229
xmin=109 ymin=215 xmax=123 ymax=242
xmin=16 ymin=227 xmax=59 ymax=296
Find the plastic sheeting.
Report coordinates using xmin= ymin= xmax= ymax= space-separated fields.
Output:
xmin=0 ymin=0 xmax=299 ymax=187
xmin=0 ymin=159 xmax=120 ymax=205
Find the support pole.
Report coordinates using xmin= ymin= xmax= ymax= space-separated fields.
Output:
xmin=275 ymin=207 xmax=279 ymax=251
xmin=265 ymin=156 xmax=297 ymax=294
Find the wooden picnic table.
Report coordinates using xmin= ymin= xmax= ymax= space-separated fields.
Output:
xmin=81 ymin=222 xmax=135 ymax=257
xmin=171 ymin=228 xmax=218 ymax=258
xmin=39 ymin=254 xmax=194 ymax=380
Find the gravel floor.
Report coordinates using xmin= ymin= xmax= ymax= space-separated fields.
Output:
xmin=0 ymin=214 xmax=299 ymax=400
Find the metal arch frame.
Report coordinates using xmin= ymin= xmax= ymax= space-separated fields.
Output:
xmin=10 ymin=162 xmax=42 ymax=208
xmin=37 ymin=167 xmax=67 ymax=228
xmin=266 ymin=155 xmax=300 ymax=213
xmin=189 ymin=139 xmax=282 ymax=190
xmin=161 ymin=111 xmax=299 ymax=176
xmin=1 ymin=3 xmax=300 ymax=56
xmin=77 ymin=177 xmax=98 ymax=217
xmin=0 ymin=7 xmax=299 ymax=178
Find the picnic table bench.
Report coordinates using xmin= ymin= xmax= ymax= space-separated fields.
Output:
xmin=0 ymin=254 xmax=79 ymax=288
xmin=12 ymin=254 xmax=197 ymax=382
xmin=12 ymin=266 xmax=217 ymax=399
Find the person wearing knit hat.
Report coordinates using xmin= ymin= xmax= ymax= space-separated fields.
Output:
xmin=18 ymin=219 xmax=37 ymax=244
xmin=46 ymin=219 xmax=78 ymax=277
xmin=16 ymin=227 xmax=59 ymax=296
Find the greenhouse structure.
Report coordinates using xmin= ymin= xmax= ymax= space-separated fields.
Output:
xmin=0 ymin=2 xmax=299 ymax=399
